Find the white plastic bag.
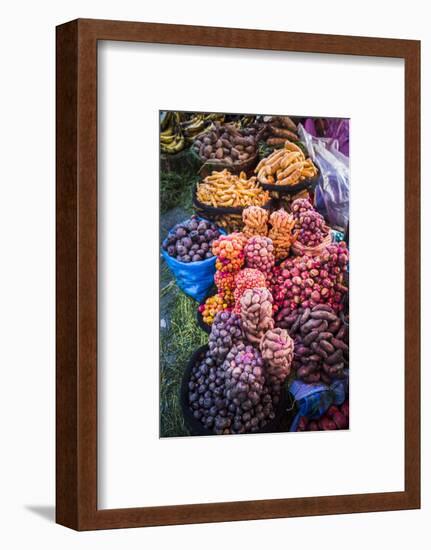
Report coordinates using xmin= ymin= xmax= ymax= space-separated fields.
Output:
xmin=298 ymin=124 xmax=350 ymax=229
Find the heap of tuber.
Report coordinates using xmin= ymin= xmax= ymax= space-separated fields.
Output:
xmin=260 ymin=328 xmax=294 ymax=393
xmin=242 ymin=205 xmax=269 ymax=238
xmin=240 ymin=287 xmax=274 ymax=345
xmin=271 ymin=241 xmax=349 ymax=314
xmin=233 ymin=268 xmax=267 ymax=313
xmin=244 ymin=236 xmax=275 ymax=278
xmin=268 ymin=209 xmax=296 ymax=260
xmin=280 ymin=304 xmax=348 ymax=384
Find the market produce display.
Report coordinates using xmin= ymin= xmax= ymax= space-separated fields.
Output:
xmin=192 ymin=121 xmax=258 ymax=165
xmin=244 ymin=236 xmax=275 ymax=278
xmin=162 ymin=215 xmax=221 ymax=263
xmin=240 ymin=287 xmax=274 ymax=345
xmin=271 ymin=241 xmax=349 ymax=316
xmin=187 ymin=341 xmax=282 ymax=435
xmin=196 ymin=170 xmax=270 ymax=208
xmin=280 ymin=304 xmax=348 ymax=384
xmin=291 ymin=197 xmax=315 ymax=219
xmin=233 ymin=268 xmax=267 ymax=313
xmin=160 ymin=112 xmax=224 ymax=154
xmin=261 ymin=115 xmax=299 ymax=146
xmin=199 ymin=294 xmax=232 ymax=326
xmin=260 ymin=328 xmax=294 ymax=391
xmin=255 ymin=140 xmax=318 ymax=186
xmin=212 ymin=232 xmax=247 ymax=272
xmin=268 ymin=209 xmax=296 ymax=260
xmin=187 ymin=305 xmax=293 ymax=436
xmin=160 ymin=110 xmax=350 ymax=439
xmin=242 ymin=206 xmax=269 ymax=238
xmin=294 ymin=208 xmax=329 ymax=247
xmin=297 ymin=400 xmax=349 ymax=431
xmin=208 ymin=311 xmax=244 ymax=365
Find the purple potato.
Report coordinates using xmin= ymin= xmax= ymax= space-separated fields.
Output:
xmin=175 ymin=227 xmax=187 ymax=238
xmin=182 ymin=237 xmax=192 ymax=248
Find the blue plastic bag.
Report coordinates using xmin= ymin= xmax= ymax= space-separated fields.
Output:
xmin=161 ymin=221 xmax=225 ymax=302
xmin=289 ymin=375 xmax=349 ymax=432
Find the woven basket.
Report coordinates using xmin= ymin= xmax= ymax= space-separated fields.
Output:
xmin=291 ymin=232 xmax=332 ymax=257
xmin=260 ymin=170 xmax=319 ymax=197
xmin=190 ymin=147 xmax=259 ymax=179
xmin=193 ymin=183 xmax=273 ymax=233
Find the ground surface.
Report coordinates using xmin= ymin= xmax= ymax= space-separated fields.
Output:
xmin=159 ymin=162 xmax=207 ymax=437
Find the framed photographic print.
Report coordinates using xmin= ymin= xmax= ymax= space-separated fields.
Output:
xmin=56 ymin=19 xmax=420 ymax=530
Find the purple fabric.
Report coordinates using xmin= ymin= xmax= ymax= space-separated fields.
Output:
xmin=302 ymin=118 xmax=349 ymax=157
xmin=324 ymin=119 xmax=350 ymax=157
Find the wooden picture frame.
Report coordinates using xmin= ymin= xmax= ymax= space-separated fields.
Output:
xmin=56 ymin=18 xmax=420 ymax=530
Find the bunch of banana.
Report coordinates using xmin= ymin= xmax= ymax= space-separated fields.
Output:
xmin=160 ymin=112 xmax=185 ymax=154
xmin=202 ymin=113 xmax=225 ymax=123
xmin=160 ymin=112 xmax=226 ymax=154
xmin=239 ymin=115 xmax=256 ymax=128
xmin=180 ymin=114 xmax=208 ymax=141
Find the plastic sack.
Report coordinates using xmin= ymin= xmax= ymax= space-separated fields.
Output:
xmin=303 ymin=118 xmax=349 ymax=157
xmin=161 ymin=221 xmax=225 ymax=302
xmin=331 ymin=229 xmax=344 ymax=243
xmin=298 ymin=123 xmax=349 ymax=229
xmin=289 ymin=374 xmax=349 ymax=432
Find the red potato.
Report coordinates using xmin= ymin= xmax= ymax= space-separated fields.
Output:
xmin=296 ymin=401 xmax=349 ymax=432
xmin=333 ymin=412 xmax=348 ymax=429
xmin=319 ymin=417 xmax=337 ymax=430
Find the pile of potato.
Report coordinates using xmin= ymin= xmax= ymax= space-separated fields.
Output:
xmin=255 ymin=140 xmax=318 ymax=186
xmin=280 ymin=304 xmax=348 ymax=384
xmin=240 ymin=287 xmax=274 ymax=345
xmin=260 ymin=328 xmax=294 ymax=388
xmin=261 ymin=115 xmax=299 ymax=146
xmin=241 ymin=206 xmax=296 ymax=261
xmin=297 ymin=401 xmax=349 ymax=431
xmin=193 ymin=121 xmax=258 ymax=165
xmin=196 ymin=170 xmax=270 ymax=209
